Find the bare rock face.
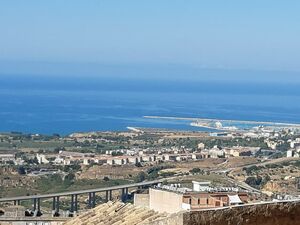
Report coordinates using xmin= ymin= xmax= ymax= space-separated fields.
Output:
xmin=184 ymin=201 xmax=300 ymax=225
xmin=262 ymin=181 xmax=282 ymax=193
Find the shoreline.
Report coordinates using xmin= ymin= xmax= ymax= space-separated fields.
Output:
xmin=144 ymin=115 xmax=300 ymax=127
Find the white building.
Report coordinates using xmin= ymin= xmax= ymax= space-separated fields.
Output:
xmin=198 ymin=143 xmax=205 ymax=150
xmin=287 ymin=150 xmax=294 ymax=158
xmin=36 ymin=154 xmax=49 ymax=164
xmin=287 ymin=149 xmax=300 ymax=158
xmin=192 ymin=181 xmax=211 ymax=192
xmin=53 ymin=156 xmax=64 ymax=165
xmin=0 ymin=153 xmax=15 ymax=163
xmin=208 ymin=147 xmax=225 ymax=158
xmin=128 ymin=156 xmax=140 ymax=164
xmin=83 ymin=158 xmax=90 ymax=165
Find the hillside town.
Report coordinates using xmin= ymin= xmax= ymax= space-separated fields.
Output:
xmin=1 ymin=127 xmax=300 ymax=200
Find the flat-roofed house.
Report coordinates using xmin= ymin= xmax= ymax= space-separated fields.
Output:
xmin=135 ymin=183 xmax=248 ymax=214
xmin=0 ymin=153 xmax=15 ymax=163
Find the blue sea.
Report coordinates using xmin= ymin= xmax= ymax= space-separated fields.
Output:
xmin=0 ymin=74 xmax=300 ymax=135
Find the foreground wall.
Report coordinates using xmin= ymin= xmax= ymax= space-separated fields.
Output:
xmin=143 ymin=213 xmax=183 ymax=225
xmin=2 ymin=201 xmax=300 ymax=225
xmin=183 ymin=201 xmax=300 ymax=225
xmin=146 ymin=201 xmax=300 ymax=225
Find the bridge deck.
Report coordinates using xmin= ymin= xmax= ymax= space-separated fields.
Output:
xmin=0 ymin=180 xmax=160 ymax=202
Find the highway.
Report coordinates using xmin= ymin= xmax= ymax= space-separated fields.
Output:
xmin=1 ymin=157 xmax=297 ymax=202
xmin=0 ymin=180 xmax=161 ymax=202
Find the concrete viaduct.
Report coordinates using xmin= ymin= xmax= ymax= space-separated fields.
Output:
xmin=0 ymin=180 xmax=161 ymax=217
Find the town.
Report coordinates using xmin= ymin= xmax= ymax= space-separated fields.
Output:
xmin=1 ymin=124 xmax=300 ymax=223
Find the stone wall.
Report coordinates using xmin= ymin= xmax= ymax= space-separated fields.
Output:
xmin=183 ymin=201 xmax=300 ymax=225
xmin=2 ymin=201 xmax=300 ymax=225
xmin=144 ymin=201 xmax=300 ymax=225
xmin=143 ymin=213 xmax=183 ymax=225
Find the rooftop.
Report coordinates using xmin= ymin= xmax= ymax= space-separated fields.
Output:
xmin=63 ymin=201 xmax=169 ymax=225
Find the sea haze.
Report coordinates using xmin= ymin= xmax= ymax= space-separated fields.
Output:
xmin=0 ymin=74 xmax=299 ymax=135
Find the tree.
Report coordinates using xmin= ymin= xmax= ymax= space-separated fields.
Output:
xmin=134 ymin=172 xmax=147 ymax=183
xmin=148 ymin=171 xmax=159 ymax=180
xmin=245 ymin=177 xmax=257 ymax=186
xmin=189 ymin=168 xmax=203 ymax=174
xmin=17 ymin=166 xmax=26 ymax=175
xmin=245 ymin=176 xmax=263 ymax=187
xmin=54 ymin=148 xmax=60 ymax=154
xmin=112 ymin=151 xmax=124 ymax=156
xmin=261 ymin=175 xmax=271 ymax=186
xmin=162 ymin=180 xmax=168 ymax=185
xmin=64 ymin=172 xmax=75 ymax=186
xmin=103 ymin=176 xmax=110 ymax=182
xmin=243 ymin=166 xmax=260 ymax=175
xmin=52 ymin=133 xmax=61 ymax=138
xmin=32 ymin=156 xmax=39 ymax=165
xmin=135 ymin=162 xmax=142 ymax=167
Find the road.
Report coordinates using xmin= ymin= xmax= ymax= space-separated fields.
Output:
xmin=226 ymin=157 xmax=298 ymax=173
xmin=211 ymin=157 xmax=300 ymax=194
xmin=1 ymin=157 xmax=297 ymax=202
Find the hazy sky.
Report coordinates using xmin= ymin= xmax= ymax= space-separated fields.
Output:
xmin=1 ymin=1 xmax=300 ymax=76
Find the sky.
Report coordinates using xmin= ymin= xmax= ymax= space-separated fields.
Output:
xmin=0 ymin=1 xmax=300 ymax=80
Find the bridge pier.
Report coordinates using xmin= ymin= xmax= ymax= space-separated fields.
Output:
xmin=74 ymin=194 xmax=78 ymax=212
xmin=88 ymin=192 xmax=96 ymax=208
xmin=93 ymin=192 xmax=96 ymax=208
xmin=33 ymin=198 xmax=36 ymax=211
xmin=121 ymin=188 xmax=129 ymax=202
xmin=105 ymin=191 xmax=109 ymax=202
xmin=88 ymin=193 xmax=91 ymax=208
xmin=52 ymin=197 xmax=56 ymax=215
xmin=13 ymin=200 xmax=20 ymax=206
xmin=70 ymin=194 xmax=78 ymax=215
xmin=52 ymin=196 xmax=60 ymax=217
xmin=121 ymin=189 xmax=124 ymax=202
xmin=125 ymin=188 xmax=129 ymax=200
xmin=70 ymin=194 xmax=78 ymax=216
xmin=33 ymin=198 xmax=41 ymax=216
xmin=109 ymin=190 xmax=112 ymax=201
xmin=37 ymin=198 xmax=40 ymax=213
xmin=105 ymin=190 xmax=113 ymax=202
xmin=70 ymin=195 xmax=74 ymax=213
